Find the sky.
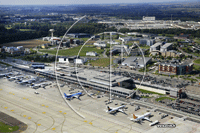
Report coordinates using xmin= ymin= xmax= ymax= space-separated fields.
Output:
xmin=0 ymin=0 xmax=197 ymax=5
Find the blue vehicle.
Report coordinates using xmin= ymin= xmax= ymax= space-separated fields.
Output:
xmin=64 ymin=92 xmax=83 ymax=100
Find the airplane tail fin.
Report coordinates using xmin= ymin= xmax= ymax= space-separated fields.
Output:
xmin=133 ymin=114 xmax=137 ymax=119
xmin=107 ymin=106 xmax=112 ymax=111
xmin=64 ymin=93 xmax=68 ymax=98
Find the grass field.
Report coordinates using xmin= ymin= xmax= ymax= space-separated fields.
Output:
xmin=155 ymin=97 xmax=175 ymax=101
xmin=194 ymin=59 xmax=200 ymax=64
xmin=2 ymin=39 xmax=49 ymax=48
xmin=89 ymin=58 xmax=112 ymax=67
xmin=0 ymin=122 xmax=19 ymax=132
xmin=138 ymin=89 xmax=164 ymax=95
xmin=39 ymin=45 xmax=104 ymax=56
xmin=19 ymin=29 xmax=35 ymax=32
xmin=139 ymin=46 xmax=150 ymax=49
xmin=194 ymin=65 xmax=200 ymax=71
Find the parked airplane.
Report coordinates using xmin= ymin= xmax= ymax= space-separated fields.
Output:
xmin=18 ymin=78 xmax=36 ymax=84
xmin=64 ymin=92 xmax=83 ymax=100
xmin=40 ymin=82 xmax=52 ymax=88
xmin=0 ymin=72 xmax=12 ymax=77
xmin=130 ymin=112 xmax=151 ymax=122
xmin=8 ymin=76 xmax=23 ymax=81
xmin=30 ymin=83 xmax=41 ymax=89
xmin=106 ymin=105 xmax=126 ymax=114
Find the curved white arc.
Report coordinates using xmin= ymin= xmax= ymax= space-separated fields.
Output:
xmin=116 ymin=32 xmax=146 ymax=98
xmin=75 ymin=33 xmax=104 ymax=98
xmin=54 ymin=15 xmax=86 ymax=119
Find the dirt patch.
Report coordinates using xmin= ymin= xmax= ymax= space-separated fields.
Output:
xmin=1 ymin=39 xmax=49 ymax=48
xmin=0 ymin=112 xmax=27 ymax=133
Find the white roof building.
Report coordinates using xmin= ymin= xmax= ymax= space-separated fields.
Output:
xmin=59 ymin=58 xmax=69 ymax=64
xmin=94 ymin=41 xmax=107 ymax=48
xmin=86 ymin=51 xmax=98 ymax=56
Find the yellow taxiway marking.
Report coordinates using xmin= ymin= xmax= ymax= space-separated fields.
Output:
xmin=0 ymin=89 xmax=2 ymax=90
xmin=89 ymin=122 xmax=93 ymax=125
xmin=42 ymin=104 xmax=45 ymax=106
xmin=59 ymin=111 xmax=62 ymax=113
xmin=37 ymin=124 xmax=41 ymax=126
xmin=45 ymin=106 xmax=48 ymax=108
xmin=63 ymin=112 xmax=67 ymax=114
xmin=42 ymin=112 xmax=46 ymax=114
xmin=52 ymin=128 xmax=56 ymax=130
xmin=13 ymin=93 xmax=15 ymax=95
xmin=4 ymin=107 xmax=8 ymax=109
xmin=10 ymin=110 xmax=14 ymax=112
xmin=23 ymin=115 xmax=26 ymax=117
xmin=84 ymin=120 xmax=87 ymax=123
xmin=23 ymin=97 xmax=26 ymax=99
xmin=28 ymin=117 xmax=31 ymax=119
xmin=26 ymin=98 xmax=29 ymax=100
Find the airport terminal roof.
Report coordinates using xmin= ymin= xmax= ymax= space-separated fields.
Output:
xmin=150 ymin=42 xmax=162 ymax=48
xmin=161 ymin=43 xmax=173 ymax=48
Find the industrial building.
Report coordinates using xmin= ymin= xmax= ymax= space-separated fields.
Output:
xmin=142 ymin=16 xmax=155 ymax=21
xmin=58 ymin=58 xmax=69 ymax=64
xmin=121 ymin=56 xmax=152 ymax=68
xmin=150 ymin=42 xmax=162 ymax=52
xmin=139 ymin=38 xmax=155 ymax=46
xmin=94 ymin=41 xmax=107 ymax=48
xmin=67 ymin=33 xmax=91 ymax=38
xmin=86 ymin=51 xmax=98 ymax=56
xmin=159 ymin=60 xmax=193 ymax=75
xmin=160 ymin=43 xmax=173 ymax=52
xmin=30 ymin=63 xmax=45 ymax=69
xmin=161 ymin=50 xmax=183 ymax=57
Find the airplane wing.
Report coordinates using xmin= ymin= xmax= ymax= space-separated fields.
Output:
xmin=118 ymin=109 xmax=124 ymax=113
xmin=135 ymin=115 xmax=141 ymax=117
xmin=143 ymin=117 xmax=151 ymax=121
xmin=74 ymin=95 xmax=79 ymax=98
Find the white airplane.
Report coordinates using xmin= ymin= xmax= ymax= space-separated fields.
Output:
xmin=0 ymin=73 xmax=12 ymax=77
xmin=40 ymin=82 xmax=52 ymax=87
xmin=18 ymin=78 xmax=35 ymax=84
xmin=27 ymin=78 xmax=36 ymax=84
xmin=106 ymin=105 xmax=126 ymax=114
xmin=130 ymin=112 xmax=151 ymax=122
xmin=8 ymin=76 xmax=23 ymax=81
xmin=30 ymin=83 xmax=41 ymax=89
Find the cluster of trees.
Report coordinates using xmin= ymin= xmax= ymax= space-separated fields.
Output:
xmin=22 ymin=55 xmax=56 ymax=62
xmin=119 ymin=28 xmax=200 ymax=38
xmin=0 ymin=24 xmax=48 ymax=44
xmin=0 ymin=22 xmax=117 ymax=44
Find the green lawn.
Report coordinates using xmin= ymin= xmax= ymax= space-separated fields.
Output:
xmin=19 ymin=29 xmax=35 ymax=31
xmin=155 ymin=97 xmax=175 ymax=101
xmin=0 ymin=122 xmax=19 ymax=132
xmin=194 ymin=65 xmax=200 ymax=71
xmin=141 ymin=96 xmax=154 ymax=98
xmin=89 ymin=58 xmax=112 ymax=67
xmin=139 ymin=46 xmax=150 ymax=49
xmin=138 ymin=89 xmax=164 ymax=95
xmin=39 ymin=45 xmax=104 ymax=56
xmin=194 ymin=59 xmax=200 ymax=64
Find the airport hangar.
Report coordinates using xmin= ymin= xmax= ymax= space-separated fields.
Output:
xmin=13 ymin=65 xmax=179 ymax=98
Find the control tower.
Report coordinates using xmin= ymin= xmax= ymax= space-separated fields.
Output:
xmin=49 ymin=29 xmax=55 ymax=38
